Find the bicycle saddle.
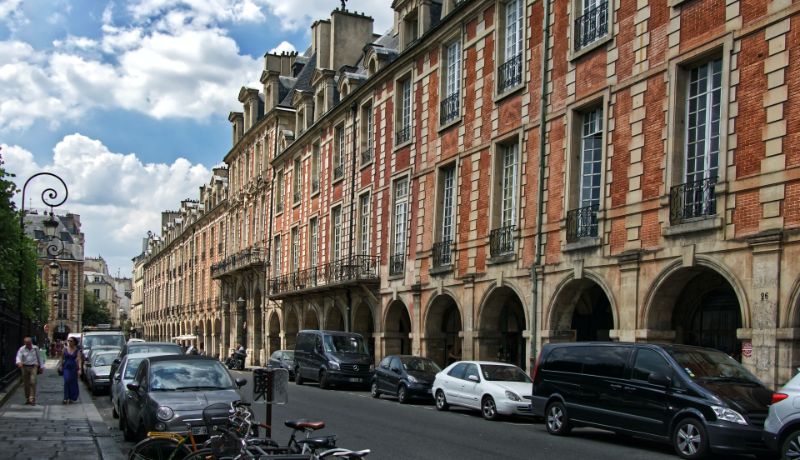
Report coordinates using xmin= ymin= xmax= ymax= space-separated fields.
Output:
xmin=285 ymin=419 xmax=325 ymax=430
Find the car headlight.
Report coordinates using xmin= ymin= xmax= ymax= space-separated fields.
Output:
xmin=156 ymin=406 xmax=174 ymax=421
xmin=328 ymin=361 xmax=340 ymax=370
xmin=505 ymin=390 xmax=521 ymax=402
xmin=711 ymin=406 xmax=747 ymax=425
xmin=407 ymin=374 xmax=417 ymax=383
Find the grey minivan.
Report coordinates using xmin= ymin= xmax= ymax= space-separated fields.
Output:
xmin=294 ymin=330 xmax=373 ymax=389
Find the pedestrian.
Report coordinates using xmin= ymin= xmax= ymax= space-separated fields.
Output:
xmin=15 ymin=336 xmax=44 ymax=405
xmin=57 ymin=336 xmax=82 ymax=404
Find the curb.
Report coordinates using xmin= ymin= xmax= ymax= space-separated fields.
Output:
xmin=0 ymin=379 xmax=21 ymax=409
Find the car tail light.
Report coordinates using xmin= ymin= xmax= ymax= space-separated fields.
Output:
xmin=772 ymin=393 xmax=789 ymax=405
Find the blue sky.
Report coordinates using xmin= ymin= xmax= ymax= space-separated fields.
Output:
xmin=0 ymin=0 xmax=392 ymax=275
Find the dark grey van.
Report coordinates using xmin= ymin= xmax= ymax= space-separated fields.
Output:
xmin=293 ymin=330 xmax=373 ymax=389
xmin=531 ymin=342 xmax=772 ymax=459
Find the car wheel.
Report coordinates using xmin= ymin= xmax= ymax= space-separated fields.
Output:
xmin=397 ymin=385 xmax=408 ymax=404
xmin=319 ymin=370 xmax=329 ymax=390
xmin=295 ymin=368 xmax=303 ymax=385
xmin=783 ymin=430 xmax=800 ymax=460
xmin=370 ymin=381 xmax=380 ymax=399
xmin=435 ymin=390 xmax=449 ymax=411
xmin=136 ymin=419 xmax=147 ymax=442
xmin=121 ymin=412 xmax=136 ymax=442
xmin=672 ymin=418 xmax=708 ymax=460
xmin=545 ymin=401 xmax=571 ymax=436
xmin=482 ymin=396 xmax=498 ymax=421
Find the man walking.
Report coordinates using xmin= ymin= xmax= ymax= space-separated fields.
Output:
xmin=16 ymin=336 xmax=43 ymax=405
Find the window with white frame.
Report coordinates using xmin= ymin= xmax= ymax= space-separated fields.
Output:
xmin=312 ymin=143 xmax=320 ymax=193
xmin=273 ymin=235 xmax=281 ymax=278
xmin=441 ymin=40 xmax=461 ymax=125
xmin=359 ymin=193 xmax=370 ymax=255
xmin=58 ymin=292 xmax=68 ymax=319
xmin=331 ymin=206 xmax=342 ymax=261
xmin=500 ymin=144 xmax=518 ymax=229
xmin=276 ymin=170 xmax=284 ymax=213
xmin=59 ymin=268 xmax=69 ymax=289
xmin=391 ymin=177 xmax=409 ymax=275
xmin=574 ymin=0 xmax=609 ymax=51
xmin=498 ymin=0 xmax=523 ymax=92
xmin=291 ymin=227 xmax=299 ymax=272
xmin=579 ymin=107 xmax=603 ymax=209
xmin=334 ymin=125 xmax=345 ymax=180
xmin=490 ymin=142 xmax=518 ymax=257
xmin=396 ymin=77 xmax=412 ymax=144
xmin=293 ymin=158 xmax=302 ymax=203
xmin=434 ymin=164 xmax=456 ymax=267
xmin=361 ymin=104 xmax=374 ymax=164
xmin=309 ymin=218 xmax=318 ymax=267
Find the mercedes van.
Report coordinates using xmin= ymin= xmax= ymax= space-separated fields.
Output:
xmin=294 ymin=330 xmax=373 ymax=389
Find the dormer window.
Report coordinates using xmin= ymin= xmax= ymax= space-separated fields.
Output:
xmin=403 ymin=10 xmax=418 ymax=48
xmin=316 ymin=90 xmax=325 ymax=120
xmin=296 ymin=107 xmax=305 ymax=135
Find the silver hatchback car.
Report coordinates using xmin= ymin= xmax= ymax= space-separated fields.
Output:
xmin=765 ymin=371 xmax=800 ymax=458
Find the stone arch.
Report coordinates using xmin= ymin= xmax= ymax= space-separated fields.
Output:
xmin=353 ymin=302 xmax=376 ymax=358
xmin=325 ymin=303 xmax=345 ymax=331
xmin=424 ymin=294 xmax=463 ymax=368
xmin=383 ymin=299 xmax=412 ymax=356
xmin=268 ymin=311 xmax=281 ymax=355
xmin=546 ymin=272 xmax=617 ymax=342
xmin=303 ymin=303 xmax=321 ymax=330
xmin=284 ymin=307 xmax=300 ymax=349
xmin=784 ymin=275 xmax=800 ymax=328
xmin=477 ymin=284 xmax=527 ymax=369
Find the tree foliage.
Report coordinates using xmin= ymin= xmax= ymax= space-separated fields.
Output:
xmin=83 ymin=290 xmax=111 ymax=326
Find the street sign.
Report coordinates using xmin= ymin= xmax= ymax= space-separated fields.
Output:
xmin=742 ymin=341 xmax=753 ymax=358
xmin=250 ymin=367 xmax=289 ymax=438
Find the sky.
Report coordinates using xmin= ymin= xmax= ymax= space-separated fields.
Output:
xmin=0 ymin=0 xmax=393 ymax=277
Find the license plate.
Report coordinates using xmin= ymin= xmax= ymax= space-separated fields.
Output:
xmin=191 ymin=426 xmax=207 ymax=435
xmin=348 ymin=378 xmax=362 ymax=383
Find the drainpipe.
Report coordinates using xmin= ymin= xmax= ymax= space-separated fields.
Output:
xmin=531 ymin=0 xmax=552 ymax=372
xmin=346 ymin=102 xmax=359 ymax=333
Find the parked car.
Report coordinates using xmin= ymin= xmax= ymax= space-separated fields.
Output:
xmin=531 ymin=342 xmax=773 ymax=459
xmin=371 ymin=355 xmax=440 ymax=403
xmin=110 ymin=352 xmax=165 ymax=420
xmin=82 ymin=345 xmax=121 ymax=380
xmin=267 ymin=350 xmax=295 ymax=378
xmin=120 ymin=355 xmax=245 ymax=441
xmin=127 ymin=338 xmax=145 ymax=344
xmin=294 ymin=330 xmax=373 ymax=389
xmin=764 ymin=370 xmax=800 ymax=459
xmin=110 ymin=341 xmax=183 ymax=380
xmin=86 ymin=350 xmax=118 ymax=395
xmin=81 ymin=331 xmax=125 ymax=362
xmin=432 ymin=361 xmax=532 ymax=420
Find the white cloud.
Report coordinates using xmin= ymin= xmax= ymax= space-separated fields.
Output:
xmin=263 ymin=0 xmax=393 ymax=33
xmin=3 ymin=134 xmax=210 ymax=275
xmin=128 ymin=0 xmax=269 ymax=30
xmin=0 ymin=0 xmax=22 ymax=21
xmin=269 ymin=40 xmax=295 ymax=54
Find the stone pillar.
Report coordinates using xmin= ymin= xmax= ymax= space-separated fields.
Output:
xmin=745 ymin=231 xmax=782 ymax=389
xmin=411 ymin=289 xmax=422 ymax=357
xmin=614 ymin=253 xmax=640 ymax=342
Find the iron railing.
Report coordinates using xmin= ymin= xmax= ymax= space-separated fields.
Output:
xmin=267 ymin=255 xmax=379 ymax=297
xmin=333 ymin=164 xmax=344 ymax=180
xmin=670 ymin=177 xmax=717 ymax=224
xmin=389 ymin=253 xmax=405 ymax=276
xmin=440 ymin=93 xmax=460 ymax=125
xmin=432 ymin=239 xmax=453 ymax=268
xmin=574 ymin=1 xmax=608 ymax=51
xmin=566 ymin=204 xmax=599 ymax=242
xmin=396 ymin=125 xmax=412 ymax=145
xmin=498 ymin=53 xmax=523 ymax=93
xmin=489 ymin=225 xmax=515 ymax=257
xmin=361 ymin=147 xmax=373 ymax=165
xmin=210 ymin=247 xmax=266 ymax=279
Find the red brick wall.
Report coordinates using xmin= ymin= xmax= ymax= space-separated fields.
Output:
xmin=736 ymin=32 xmax=768 ymax=179
xmin=611 ymin=90 xmax=632 ymax=208
xmin=733 ymin=189 xmax=760 ymax=236
xmin=786 ymin=16 xmax=800 ymax=169
xmin=643 ymin=76 xmax=665 ymax=200
xmin=680 ymin=0 xmax=727 ymax=53
xmin=615 ymin=0 xmax=638 ymax=81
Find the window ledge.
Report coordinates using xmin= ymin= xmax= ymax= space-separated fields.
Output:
xmin=388 ymin=273 xmax=405 ymax=281
xmin=393 ymin=139 xmax=413 ymax=151
xmin=292 ymin=201 xmax=301 ymax=209
xmin=360 ymin=160 xmax=374 ymax=170
xmin=438 ymin=116 xmax=462 ymax=133
xmin=668 ymin=0 xmax=692 ymax=7
xmin=487 ymin=253 xmax=515 ymax=265
xmin=570 ymin=34 xmax=612 ymax=62
xmin=332 ymin=175 xmax=344 ymax=185
xmin=310 ymin=190 xmax=320 ymax=198
xmin=493 ymin=83 xmax=525 ymax=104
xmin=662 ymin=216 xmax=723 ymax=237
xmin=429 ymin=265 xmax=454 ymax=276
xmin=563 ymin=237 xmax=602 ymax=252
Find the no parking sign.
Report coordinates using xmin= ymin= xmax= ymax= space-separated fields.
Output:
xmin=742 ymin=341 xmax=752 ymax=358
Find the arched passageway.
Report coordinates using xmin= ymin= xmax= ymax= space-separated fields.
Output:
xmin=325 ymin=305 xmax=345 ymax=331
xmin=284 ymin=309 xmax=299 ymax=349
xmin=353 ymin=303 xmax=375 ymax=359
xmin=478 ymin=287 xmax=526 ymax=369
xmin=549 ymin=277 xmax=615 ymax=342
xmin=384 ymin=300 xmax=411 ymax=356
xmin=268 ymin=312 xmax=281 ymax=355
xmin=425 ymin=295 xmax=462 ymax=368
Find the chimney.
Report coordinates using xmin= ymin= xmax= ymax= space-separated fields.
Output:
xmin=311 ymin=19 xmax=331 ymax=69
xmin=330 ymin=9 xmax=374 ymax=71
xmin=228 ymin=112 xmax=244 ymax=145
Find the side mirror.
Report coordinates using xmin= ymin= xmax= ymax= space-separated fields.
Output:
xmin=467 ymin=374 xmax=479 ymax=383
xmin=114 ymin=358 xmax=121 ymax=365
xmin=648 ymin=372 xmax=671 ymax=388
xmin=235 ymin=378 xmax=247 ymax=388
xmin=126 ymin=382 xmax=140 ymax=392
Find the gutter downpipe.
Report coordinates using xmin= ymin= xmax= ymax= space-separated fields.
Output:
xmin=531 ymin=0 xmax=551 ymax=372
xmin=346 ymin=102 xmax=359 ymax=333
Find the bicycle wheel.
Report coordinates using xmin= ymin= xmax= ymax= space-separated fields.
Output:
xmin=182 ymin=448 xmax=217 ymax=460
xmin=128 ymin=438 xmax=192 ymax=460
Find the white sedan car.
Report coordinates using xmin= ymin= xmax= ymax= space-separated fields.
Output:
xmin=432 ymin=361 xmax=532 ymax=420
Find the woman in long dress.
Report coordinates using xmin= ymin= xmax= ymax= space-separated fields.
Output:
xmin=60 ymin=337 xmax=82 ymax=403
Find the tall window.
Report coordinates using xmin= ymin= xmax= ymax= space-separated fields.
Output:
xmin=441 ymin=41 xmax=461 ymax=125
xmin=331 ymin=206 xmax=342 ymax=261
xmin=293 ymin=158 xmax=302 ymax=203
xmin=359 ymin=193 xmax=371 ymax=255
xmin=500 ymin=144 xmax=519 ymax=228
xmin=276 ymin=170 xmax=284 ymax=212
xmin=312 ymin=143 xmax=320 ymax=193
xmin=396 ymin=78 xmax=412 ymax=144
xmin=574 ymin=0 xmax=609 ymax=51
xmin=291 ymin=227 xmax=299 ymax=272
xmin=309 ymin=218 xmax=319 ymax=267
xmin=273 ymin=235 xmax=281 ymax=278
xmin=58 ymin=293 xmax=68 ymax=319
xmin=393 ymin=178 xmax=409 ymax=258
xmin=334 ymin=126 xmax=345 ymax=180
xmin=580 ymin=107 xmax=603 ymax=208
xmin=685 ymin=58 xmax=722 ymax=184
xmin=505 ymin=0 xmax=523 ymax=59
xmin=440 ymin=165 xmax=456 ymax=241
xmin=499 ymin=0 xmax=523 ymax=92
xmin=59 ymin=268 xmax=69 ymax=289
xmin=361 ymin=104 xmax=373 ymax=164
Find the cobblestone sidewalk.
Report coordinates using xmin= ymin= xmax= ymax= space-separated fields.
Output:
xmin=0 ymin=359 xmax=126 ymax=460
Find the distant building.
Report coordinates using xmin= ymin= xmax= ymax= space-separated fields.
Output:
xmin=85 ymin=257 xmax=120 ymax=327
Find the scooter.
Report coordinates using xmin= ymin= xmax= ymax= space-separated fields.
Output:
xmin=225 ymin=349 xmax=246 ymax=370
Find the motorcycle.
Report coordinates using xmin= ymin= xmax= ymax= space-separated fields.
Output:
xmin=225 ymin=349 xmax=246 ymax=370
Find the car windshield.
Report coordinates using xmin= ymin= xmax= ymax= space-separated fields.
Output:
xmin=84 ymin=335 xmax=125 ymax=349
xmin=323 ymin=335 xmax=368 ymax=354
xmin=130 ymin=344 xmax=182 ymax=355
xmin=481 ymin=364 xmax=531 ymax=382
xmin=93 ymin=352 xmax=117 ymax=366
xmin=124 ymin=358 xmax=144 ymax=379
xmin=668 ymin=348 xmax=762 ymax=385
xmin=150 ymin=360 xmax=234 ymax=391
xmin=282 ymin=351 xmax=294 ymax=360
xmin=401 ymin=357 xmax=441 ymax=374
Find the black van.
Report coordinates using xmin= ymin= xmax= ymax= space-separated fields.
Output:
xmin=293 ymin=330 xmax=373 ymax=389
xmin=531 ymin=342 xmax=773 ymax=459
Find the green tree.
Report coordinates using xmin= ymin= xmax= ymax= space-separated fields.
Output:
xmin=82 ymin=290 xmax=112 ymax=326
xmin=0 ymin=148 xmax=41 ymax=320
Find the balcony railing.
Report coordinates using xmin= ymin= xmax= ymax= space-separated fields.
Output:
xmin=574 ymin=1 xmax=608 ymax=51
xmin=396 ymin=125 xmax=412 ymax=145
xmin=566 ymin=204 xmax=599 ymax=243
xmin=670 ymin=177 xmax=717 ymax=225
xmin=361 ymin=147 xmax=373 ymax=165
xmin=333 ymin=164 xmax=344 ymax=180
xmin=489 ymin=225 xmax=515 ymax=257
xmin=432 ymin=239 xmax=453 ymax=268
xmin=440 ymin=93 xmax=460 ymax=125
xmin=497 ymin=53 xmax=523 ymax=93
xmin=210 ymin=247 xmax=266 ymax=279
xmin=267 ymin=255 xmax=379 ymax=298
xmin=389 ymin=253 xmax=405 ymax=276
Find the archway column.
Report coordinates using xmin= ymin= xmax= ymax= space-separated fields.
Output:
xmin=747 ymin=234 xmax=781 ymax=388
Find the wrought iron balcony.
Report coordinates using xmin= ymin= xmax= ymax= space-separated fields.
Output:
xmin=489 ymin=225 xmax=515 ymax=257
xmin=440 ymin=93 xmax=460 ymax=125
xmin=497 ymin=53 xmax=523 ymax=93
xmin=389 ymin=253 xmax=405 ymax=276
xmin=670 ymin=177 xmax=717 ymax=225
xmin=432 ymin=239 xmax=453 ymax=268
xmin=361 ymin=147 xmax=373 ymax=165
xmin=210 ymin=247 xmax=266 ymax=279
xmin=267 ymin=255 xmax=379 ymax=299
xmin=396 ymin=125 xmax=412 ymax=145
xmin=333 ymin=164 xmax=344 ymax=180
xmin=574 ymin=0 xmax=608 ymax=51
xmin=566 ymin=204 xmax=599 ymax=243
